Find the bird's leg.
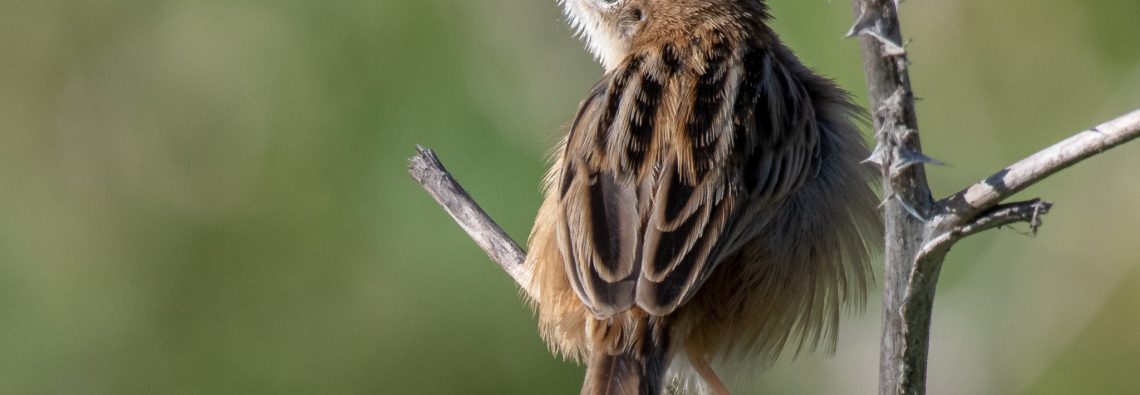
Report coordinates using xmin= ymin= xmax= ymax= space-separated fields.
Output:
xmin=690 ymin=354 xmax=731 ymax=395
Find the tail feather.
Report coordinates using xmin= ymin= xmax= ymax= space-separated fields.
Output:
xmin=581 ymin=320 xmax=671 ymax=395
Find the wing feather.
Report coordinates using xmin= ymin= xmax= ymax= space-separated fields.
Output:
xmin=558 ymin=36 xmax=821 ymax=318
xmin=558 ymin=59 xmax=648 ymax=318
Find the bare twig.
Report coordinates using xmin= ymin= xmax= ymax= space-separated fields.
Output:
xmin=408 ymin=146 xmax=533 ymax=296
xmin=957 ymin=199 xmax=1053 ymax=237
xmin=941 ymin=110 xmax=1140 ymax=224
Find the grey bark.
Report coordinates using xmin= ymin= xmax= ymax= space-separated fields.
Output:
xmin=407 ymin=146 xmax=533 ymax=297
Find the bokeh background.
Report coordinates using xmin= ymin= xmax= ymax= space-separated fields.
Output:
xmin=2 ymin=0 xmax=1139 ymax=393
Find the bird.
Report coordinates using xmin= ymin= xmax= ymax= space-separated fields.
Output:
xmin=522 ymin=0 xmax=883 ymax=393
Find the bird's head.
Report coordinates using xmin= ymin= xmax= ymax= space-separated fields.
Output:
xmin=559 ymin=0 xmax=768 ymax=71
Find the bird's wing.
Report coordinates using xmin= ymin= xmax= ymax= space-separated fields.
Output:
xmin=558 ymin=41 xmax=820 ymax=318
xmin=556 ymin=60 xmax=647 ymax=319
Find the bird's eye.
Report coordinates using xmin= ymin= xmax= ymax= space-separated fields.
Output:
xmin=599 ymin=0 xmax=620 ymax=5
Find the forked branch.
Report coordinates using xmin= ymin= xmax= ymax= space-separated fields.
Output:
xmin=847 ymin=0 xmax=1140 ymax=394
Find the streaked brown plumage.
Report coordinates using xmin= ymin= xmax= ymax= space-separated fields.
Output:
xmin=524 ymin=1 xmax=882 ymax=393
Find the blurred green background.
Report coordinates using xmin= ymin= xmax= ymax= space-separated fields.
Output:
xmin=2 ymin=0 xmax=1139 ymax=393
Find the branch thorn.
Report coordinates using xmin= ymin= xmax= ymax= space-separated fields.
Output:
xmin=878 ymin=192 xmax=895 ymax=209
xmin=891 ymin=148 xmax=945 ymax=174
xmin=895 ymin=194 xmax=929 ymax=221
xmin=845 ymin=7 xmax=876 ymax=39
xmin=867 ymin=31 xmax=907 ymax=56
xmin=863 ymin=144 xmax=888 ymax=168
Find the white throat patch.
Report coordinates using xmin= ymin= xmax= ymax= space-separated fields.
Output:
xmin=560 ymin=0 xmax=628 ymax=71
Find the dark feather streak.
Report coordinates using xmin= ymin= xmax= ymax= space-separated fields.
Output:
xmin=687 ymin=37 xmax=730 ymax=178
xmin=627 ymin=74 xmax=663 ymax=176
xmin=597 ymin=56 xmax=644 ymax=150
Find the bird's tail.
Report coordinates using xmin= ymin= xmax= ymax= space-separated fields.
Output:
xmin=580 ymin=320 xmax=671 ymax=395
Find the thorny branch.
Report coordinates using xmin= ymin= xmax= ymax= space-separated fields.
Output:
xmin=847 ymin=0 xmax=1140 ymax=394
xmin=847 ymin=0 xmax=935 ymax=393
